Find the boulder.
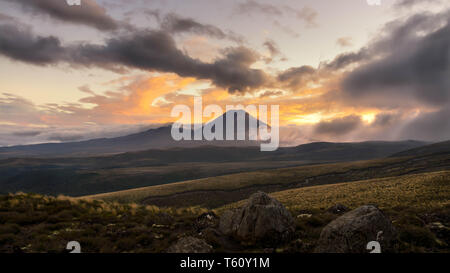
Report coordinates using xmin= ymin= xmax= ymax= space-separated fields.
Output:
xmin=315 ymin=205 xmax=397 ymax=253
xmin=166 ymin=236 xmax=213 ymax=253
xmin=219 ymin=191 xmax=295 ymax=245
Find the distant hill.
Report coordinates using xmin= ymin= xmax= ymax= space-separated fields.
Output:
xmin=0 ymin=110 xmax=264 ymax=158
xmin=0 ymin=140 xmax=429 ymax=196
xmin=276 ymin=140 xmax=428 ymax=162
xmin=391 ymin=140 xmax=450 ymax=157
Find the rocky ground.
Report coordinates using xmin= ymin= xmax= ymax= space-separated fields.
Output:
xmin=0 ymin=192 xmax=449 ymax=253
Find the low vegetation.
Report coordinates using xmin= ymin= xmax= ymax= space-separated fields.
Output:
xmin=0 ymin=193 xmax=207 ymax=253
xmin=1 ymin=170 xmax=448 ymax=253
xmin=222 ymin=171 xmax=450 ymax=212
xmin=83 ymin=153 xmax=450 ymax=208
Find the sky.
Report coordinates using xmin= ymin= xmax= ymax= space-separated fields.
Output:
xmin=0 ymin=0 xmax=449 ymax=146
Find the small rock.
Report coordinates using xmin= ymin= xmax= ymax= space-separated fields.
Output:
xmin=151 ymin=224 xmax=168 ymax=228
xmin=195 ymin=212 xmax=219 ymax=231
xmin=166 ymin=236 xmax=213 ymax=253
xmin=219 ymin=191 xmax=295 ymax=246
xmin=297 ymin=214 xmax=312 ymax=218
xmin=327 ymin=204 xmax=350 ymax=214
xmin=315 ymin=205 xmax=397 ymax=253
xmin=427 ymin=222 xmax=450 ymax=239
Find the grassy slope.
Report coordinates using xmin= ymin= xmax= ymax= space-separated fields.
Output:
xmin=82 ymin=153 xmax=450 ymax=207
xmin=82 ymin=157 xmax=404 ymax=201
xmin=220 ymin=171 xmax=450 ymax=212
xmin=1 ymin=171 xmax=449 ymax=253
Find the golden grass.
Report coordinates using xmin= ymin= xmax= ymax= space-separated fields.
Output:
xmin=81 ymin=156 xmax=409 ymax=203
xmin=220 ymin=171 xmax=450 ymax=212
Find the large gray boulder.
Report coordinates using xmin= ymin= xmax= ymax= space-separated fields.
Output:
xmin=219 ymin=191 xmax=295 ymax=245
xmin=315 ymin=205 xmax=397 ymax=253
xmin=166 ymin=236 xmax=213 ymax=253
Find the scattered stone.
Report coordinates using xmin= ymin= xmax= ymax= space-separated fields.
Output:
xmin=151 ymin=224 xmax=168 ymax=228
xmin=195 ymin=212 xmax=219 ymax=231
xmin=327 ymin=204 xmax=350 ymax=214
xmin=315 ymin=205 xmax=397 ymax=253
xmin=427 ymin=222 xmax=450 ymax=239
xmin=166 ymin=236 xmax=213 ymax=253
xmin=263 ymin=248 xmax=275 ymax=253
xmin=219 ymin=191 xmax=295 ymax=246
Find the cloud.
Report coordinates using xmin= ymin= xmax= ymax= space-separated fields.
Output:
xmin=272 ymin=20 xmax=300 ymax=38
xmin=314 ymin=115 xmax=363 ymax=137
xmin=0 ymin=24 xmax=269 ymax=93
xmin=0 ymin=12 xmax=14 ymax=21
xmin=323 ymin=49 xmax=370 ymax=70
xmin=259 ymin=90 xmax=283 ymax=98
xmin=234 ymin=0 xmax=283 ymax=17
xmin=399 ymin=107 xmax=450 ymax=142
xmin=160 ymin=13 xmax=242 ymax=42
xmin=336 ymin=37 xmax=353 ymax=47
xmin=0 ymin=24 xmax=66 ymax=65
xmin=372 ymin=113 xmax=397 ymax=127
xmin=0 ymin=123 xmax=164 ymax=147
xmin=233 ymin=1 xmax=318 ymax=28
xmin=262 ymin=39 xmax=284 ymax=63
xmin=12 ymin=130 xmax=42 ymax=137
xmin=6 ymin=0 xmax=118 ymax=30
xmin=341 ymin=12 xmax=450 ymax=107
xmin=277 ymin=65 xmax=316 ymax=90
xmin=394 ymin=0 xmax=443 ymax=10
xmin=296 ymin=6 xmax=318 ymax=28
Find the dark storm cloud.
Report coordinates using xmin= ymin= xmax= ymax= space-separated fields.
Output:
xmin=314 ymin=115 xmax=362 ymax=136
xmin=0 ymin=24 xmax=268 ymax=92
xmin=337 ymin=11 xmax=450 ymax=107
xmin=400 ymin=107 xmax=450 ymax=142
xmin=75 ymin=31 xmax=268 ymax=92
xmin=5 ymin=0 xmax=118 ymax=30
xmin=342 ymin=19 xmax=450 ymax=106
xmin=0 ymin=24 xmax=66 ymax=65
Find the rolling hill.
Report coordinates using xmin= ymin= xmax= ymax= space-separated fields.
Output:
xmin=0 ymin=140 xmax=429 ymax=196
xmin=82 ymin=151 xmax=450 ymax=208
xmin=392 ymin=140 xmax=450 ymax=157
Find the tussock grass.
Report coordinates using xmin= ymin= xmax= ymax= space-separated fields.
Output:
xmin=81 ymin=157 xmax=411 ymax=203
xmin=220 ymin=171 xmax=450 ymax=212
